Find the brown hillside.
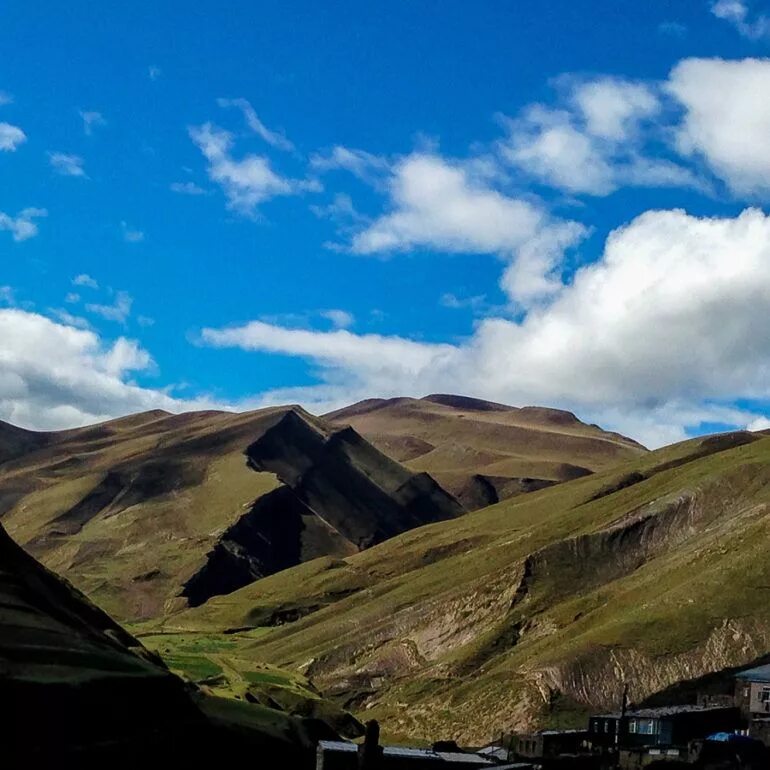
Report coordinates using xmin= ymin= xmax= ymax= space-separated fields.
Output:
xmin=0 ymin=406 xmax=461 ymax=622
xmin=326 ymin=394 xmax=646 ymax=508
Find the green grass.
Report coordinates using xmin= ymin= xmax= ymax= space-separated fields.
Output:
xmin=161 ymin=430 xmax=770 ymax=744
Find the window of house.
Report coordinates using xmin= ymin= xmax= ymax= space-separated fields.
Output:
xmin=629 ymin=721 xmax=638 ymax=734
xmin=760 ymin=688 xmax=770 ymax=702
xmin=636 ymin=719 xmax=656 ymax=735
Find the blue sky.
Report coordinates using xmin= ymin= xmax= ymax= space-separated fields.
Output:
xmin=3 ymin=0 xmax=770 ymax=446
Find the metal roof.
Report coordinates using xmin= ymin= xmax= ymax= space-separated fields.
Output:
xmin=317 ymin=741 xmax=495 ymax=765
xmin=592 ymin=705 xmax=733 ymax=721
xmin=735 ymin=664 xmax=770 ymax=683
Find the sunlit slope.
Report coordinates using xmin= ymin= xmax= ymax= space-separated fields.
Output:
xmin=0 ymin=405 xmax=461 ymax=621
xmin=326 ymin=394 xmax=646 ymax=508
xmin=167 ymin=429 xmax=770 ymax=743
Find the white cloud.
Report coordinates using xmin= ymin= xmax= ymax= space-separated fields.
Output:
xmin=320 ymin=309 xmax=355 ymax=329
xmin=572 ymin=78 xmax=660 ymax=141
xmin=503 ymin=106 xmax=616 ymax=195
xmin=748 ymin=416 xmax=770 ymax=431
xmin=50 ymin=308 xmax=91 ymax=329
xmin=667 ymin=57 xmax=770 ymax=194
xmin=189 ymin=122 xmax=315 ymax=216
xmin=121 ymin=221 xmax=144 ymax=242
xmin=86 ymin=290 xmax=132 ymax=324
xmin=351 ymin=153 xmax=547 ymax=254
xmin=65 ymin=292 xmax=80 ymax=304
xmin=72 ymin=274 xmax=99 ymax=290
xmin=217 ymin=97 xmax=294 ymax=152
xmin=347 ymin=152 xmax=587 ymax=307
xmin=440 ymin=293 xmax=486 ymax=311
xmin=48 ymin=151 xmax=86 ymax=177
xmin=0 ymin=208 xmax=46 ymax=241
xmin=79 ymin=110 xmax=105 ymax=136
xmin=0 ymin=122 xmax=26 ymax=151
xmin=501 ymin=78 xmax=701 ymax=196
xmin=310 ymin=146 xmax=389 ymax=183
xmin=199 ymin=208 xmax=770 ymax=448
xmin=170 ymin=181 xmax=206 ymax=195
xmin=711 ymin=0 xmax=770 ymax=39
xmin=0 ymin=308 xmax=227 ymax=431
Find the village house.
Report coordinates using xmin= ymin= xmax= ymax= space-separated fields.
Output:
xmin=514 ymin=728 xmax=589 ymax=760
xmin=734 ymin=663 xmax=770 ymax=745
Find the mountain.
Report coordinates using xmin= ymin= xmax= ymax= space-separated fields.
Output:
xmin=162 ymin=427 xmax=770 ymax=745
xmin=0 ymin=406 xmax=461 ymax=622
xmin=326 ymin=394 xmax=646 ymax=508
xmin=0 ymin=520 xmax=329 ymax=766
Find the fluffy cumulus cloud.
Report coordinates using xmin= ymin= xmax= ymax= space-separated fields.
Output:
xmin=0 ymin=122 xmax=26 ymax=151
xmin=0 ymin=310 xmax=169 ymax=429
xmin=347 ymin=152 xmax=587 ymax=307
xmin=0 ymin=208 xmax=47 ymax=241
xmin=189 ymin=122 xmax=316 ymax=216
xmin=200 ymin=208 xmax=770 ymax=447
xmin=668 ymin=57 xmax=770 ymax=194
xmin=501 ymin=77 xmax=700 ymax=195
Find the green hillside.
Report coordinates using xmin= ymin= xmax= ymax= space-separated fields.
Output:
xmin=158 ymin=428 xmax=770 ymax=744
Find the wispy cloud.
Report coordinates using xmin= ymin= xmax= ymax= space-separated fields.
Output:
xmin=310 ymin=146 xmax=390 ymax=185
xmin=189 ymin=122 xmax=318 ymax=216
xmin=72 ymin=274 xmax=99 ymax=290
xmin=320 ymin=309 xmax=355 ymax=329
xmin=0 ymin=91 xmax=13 ymax=106
xmin=170 ymin=181 xmax=207 ymax=195
xmin=121 ymin=221 xmax=144 ymax=242
xmin=0 ymin=208 xmax=46 ymax=241
xmin=217 ymin=97 xmax=294 ymax=151
xmin=79 ymin=110 xmax=106 ymax=136
xmin=48 ymin=151 xmax=86 ymax=177
xmin=0 ymin=122 xmax=26 ymax=151
xmin=86 ymin=290 xmax=133 ymax=324
xmin=148 ymin=65 xmax=162 ymax=80
xmin=711 ymin=0 xmax=770 ymax=39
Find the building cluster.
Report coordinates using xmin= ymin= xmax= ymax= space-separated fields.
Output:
xmin=316 ymin=663 xmax=770 ymax=769
xmin=509 ymin=663 xmax=770 ymax=768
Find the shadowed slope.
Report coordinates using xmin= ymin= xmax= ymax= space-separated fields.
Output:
xmin=0 ymin=522 xmax=326 ymax=767
xmin=326 ymin=394 xmax=646 ymax=508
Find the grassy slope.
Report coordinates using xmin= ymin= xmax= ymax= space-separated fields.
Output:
xmin=0 ymin=403 xmax=460 ymax=621
xmin=0 ymin=408 xmax=290 ymax=620
xmin=162 ymin=430 xmax=770 ymax=744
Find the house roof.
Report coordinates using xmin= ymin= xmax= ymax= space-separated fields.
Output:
xmin=317 ymin=741 xmax=495 ymax=765
xmin=735 ymin=664 xmax=770 ymax=683
xmin=592 ymin=705 xmax=733 ymax=720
